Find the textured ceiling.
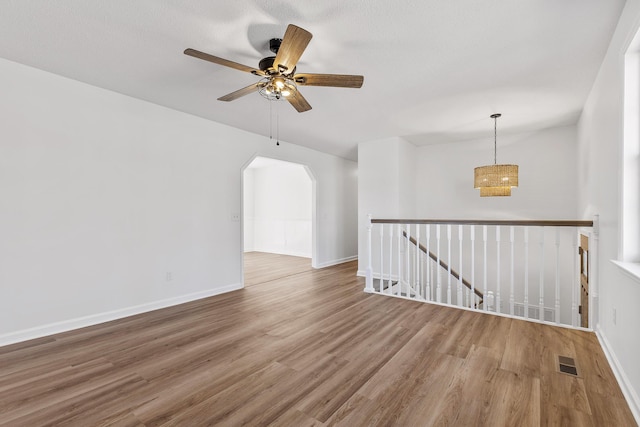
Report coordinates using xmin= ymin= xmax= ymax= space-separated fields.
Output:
xmin=0 ymin=0 xmax=626 ymax=160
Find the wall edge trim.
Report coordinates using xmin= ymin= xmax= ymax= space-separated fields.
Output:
xmin=0 ymin=283 xmax=243 ymax=347
xmin=596 ymin=326 xmax=640 ymax=424
xmin=314 ymin=255 xmax=358 ymax=269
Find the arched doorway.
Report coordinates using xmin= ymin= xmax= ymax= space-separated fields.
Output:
xmin=241 ymin=156 xmax=316 ymax=286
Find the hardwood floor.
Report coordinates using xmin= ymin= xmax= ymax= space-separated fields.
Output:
xmin=0 ymin=253 xmax=636 ymax=426
xmin=243 ymin=252 xmax=313 ymax=286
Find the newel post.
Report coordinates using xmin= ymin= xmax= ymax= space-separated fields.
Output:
xmin=364 ymin=214 xmax=374 ymax=293
xmin=590 ymin=214 xmax=600 ymax=329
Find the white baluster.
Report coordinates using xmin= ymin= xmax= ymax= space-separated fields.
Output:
xmin=555 ymin=228 xmax=561 ymax=324
xmin=436 ymin=224 xmax=442 ymax=303
xmin=416 ymin=224 xmax=421 ymax=299
xmin=388 ymin=224 xmax=394 ymax=294
xmin=447 ymin=224 xmax=452 ymax=305
xmin=426 ymin=225 xmax=431 ymax=301
xmin=496 ymin=226 xmax=501 ymax=314
xmin=365 ymin=214 xmax=374 ymax=293
xmin=424 ymin=243 xmax=428 ymax=299
xmin=430 ymin=257 xmax=434 ymax=301
xmin=572 ymin=230 xmax=578 ymax=327
xmin=397 ymin=224 xmax=402 ymax=297
xmin=471 ymin=225 xmax=476 ymax=309
xmin=539 ymin=227 xmax=545 ymax=321
xmin=406 ymin=224 xmax=410 ymax=298
xmin=510 ymin=226 xmax=515 ymax=316
xmin=422 ymin=225 xmax=427 ymax=298
xmin=379 ymin=222 xmax=384 ymax=293
xmin=524 ymin=227 xmax=529 ymax=319
xmin=420 ymin=228 xmax=424 ymax=299
xmin=458 ymin=225 xmax=463 ymax=307
xmin=483 ymin=225 xmax=488 ymax=311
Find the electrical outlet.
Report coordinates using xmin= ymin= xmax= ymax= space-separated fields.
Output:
xmin=231 ymin=212 xmax=240 ymax=222
xmin=166 ymin=272 xmax=172 ymax=282
xmin=613 ymin=308 xmax=617 ymax=325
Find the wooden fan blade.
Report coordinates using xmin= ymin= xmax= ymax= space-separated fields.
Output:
xmin=294 ymin=73 xmax=364 ymax=88
xmin=184 ymin=48 xmax=265 ymax=76
xmin=274 ymin=25 xmax=312 ymax=74
xmin=286 ymin=90 xmax=312 ymax=113
xmin=218 ymin=83 xmax=262 ymax=102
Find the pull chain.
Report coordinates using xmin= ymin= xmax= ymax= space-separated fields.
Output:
xmin=269 ymin=100 xmax=273 ymax=142
xmin=268 ymin=100 xmax=281 ymax=147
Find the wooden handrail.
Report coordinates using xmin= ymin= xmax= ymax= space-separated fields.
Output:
xmin=402 ymin=231 xmax=483 ymax=300
xmin=375 ymin=219 xmax=593 ymax=227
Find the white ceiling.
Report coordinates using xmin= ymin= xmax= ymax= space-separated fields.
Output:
xmin=0 ymin=0 xmax=626 ymax=160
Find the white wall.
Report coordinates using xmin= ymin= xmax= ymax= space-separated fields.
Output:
xmin=244 ymin=168 xmax=256 ymax=252
xmin=415 ymin=126 xmax=578 ymax=219
xmin=0 ymin=57 xmax=357 ymax=344
xmin=244 ymin=159 xmax=312 ymax=258
xmin=577 ymin=0 xmax=640 ymax=418
xmin=357 ymin=137 xmax=416 ymax=273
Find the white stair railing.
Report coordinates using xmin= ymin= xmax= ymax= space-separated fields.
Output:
xmin=364 ymin=216 xmax=598 ymax=330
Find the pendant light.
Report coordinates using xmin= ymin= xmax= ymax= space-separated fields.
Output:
xmin=474 ymin=113 xmax=518 ymax=197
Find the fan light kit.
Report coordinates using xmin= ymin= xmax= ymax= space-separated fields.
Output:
xmin=259 ymin=75 xmax=297 ymax=100
xmin=184 ymin=24 xmax=364 ymax=112
xmin=474 ymin=113 xmax=519 ymax=197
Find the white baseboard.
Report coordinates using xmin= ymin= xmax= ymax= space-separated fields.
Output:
xmin=596 ymin=326 xmax=640 ymax=425
xmin=0 ymin=283 xmax=243 ymax=347
xmin=314 ymin=255 xmax=358 ymax=269
xmin=251 ymin=248 xmax=312 ymax=259
xmin=357 ymin=269 xmax=366 ymax=277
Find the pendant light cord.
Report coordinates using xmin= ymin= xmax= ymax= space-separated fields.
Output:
xmin=494 ymin=115 xmax=497 ymax=165
xmin=491 ymin=113 xmax=501 ymax=165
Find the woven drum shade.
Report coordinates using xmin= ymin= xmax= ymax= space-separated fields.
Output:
xmin=479 ymin=186 xmax=511 ymax=197
xmin=474 ymin=164 xmax=519 ymax=197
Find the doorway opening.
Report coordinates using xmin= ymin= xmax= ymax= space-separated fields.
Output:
xmin=241 ymin=156 xmax=316 ymax=286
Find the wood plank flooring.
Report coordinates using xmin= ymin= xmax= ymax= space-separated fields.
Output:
xmin=243 ymin=252 xmax=313 ymax=286
xmin=0 ymin=252 xmax=636 ymax=426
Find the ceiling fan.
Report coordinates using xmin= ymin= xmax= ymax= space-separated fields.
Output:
xmin=184 ymin=24 xmax=364 ymax=113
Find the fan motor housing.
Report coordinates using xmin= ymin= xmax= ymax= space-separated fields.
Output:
xmin=259 ymin=56 xmax=276 ymax=72
xmin=258 ymin=38 xmax=282 ymax=74
xmin=269 ymin=38 xmax=282 ymax=54
xmin=259 ymin=55 xmax=295 ymax=76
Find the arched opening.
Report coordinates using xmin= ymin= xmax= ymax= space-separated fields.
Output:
xmin=241 ymin=156 xmax=316 ymax=286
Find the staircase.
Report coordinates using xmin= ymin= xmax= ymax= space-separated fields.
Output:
xmin=364 ymin=216 xmax=598 ymax=329
xmin=402 ymin=230 xmax=483 ymax=306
